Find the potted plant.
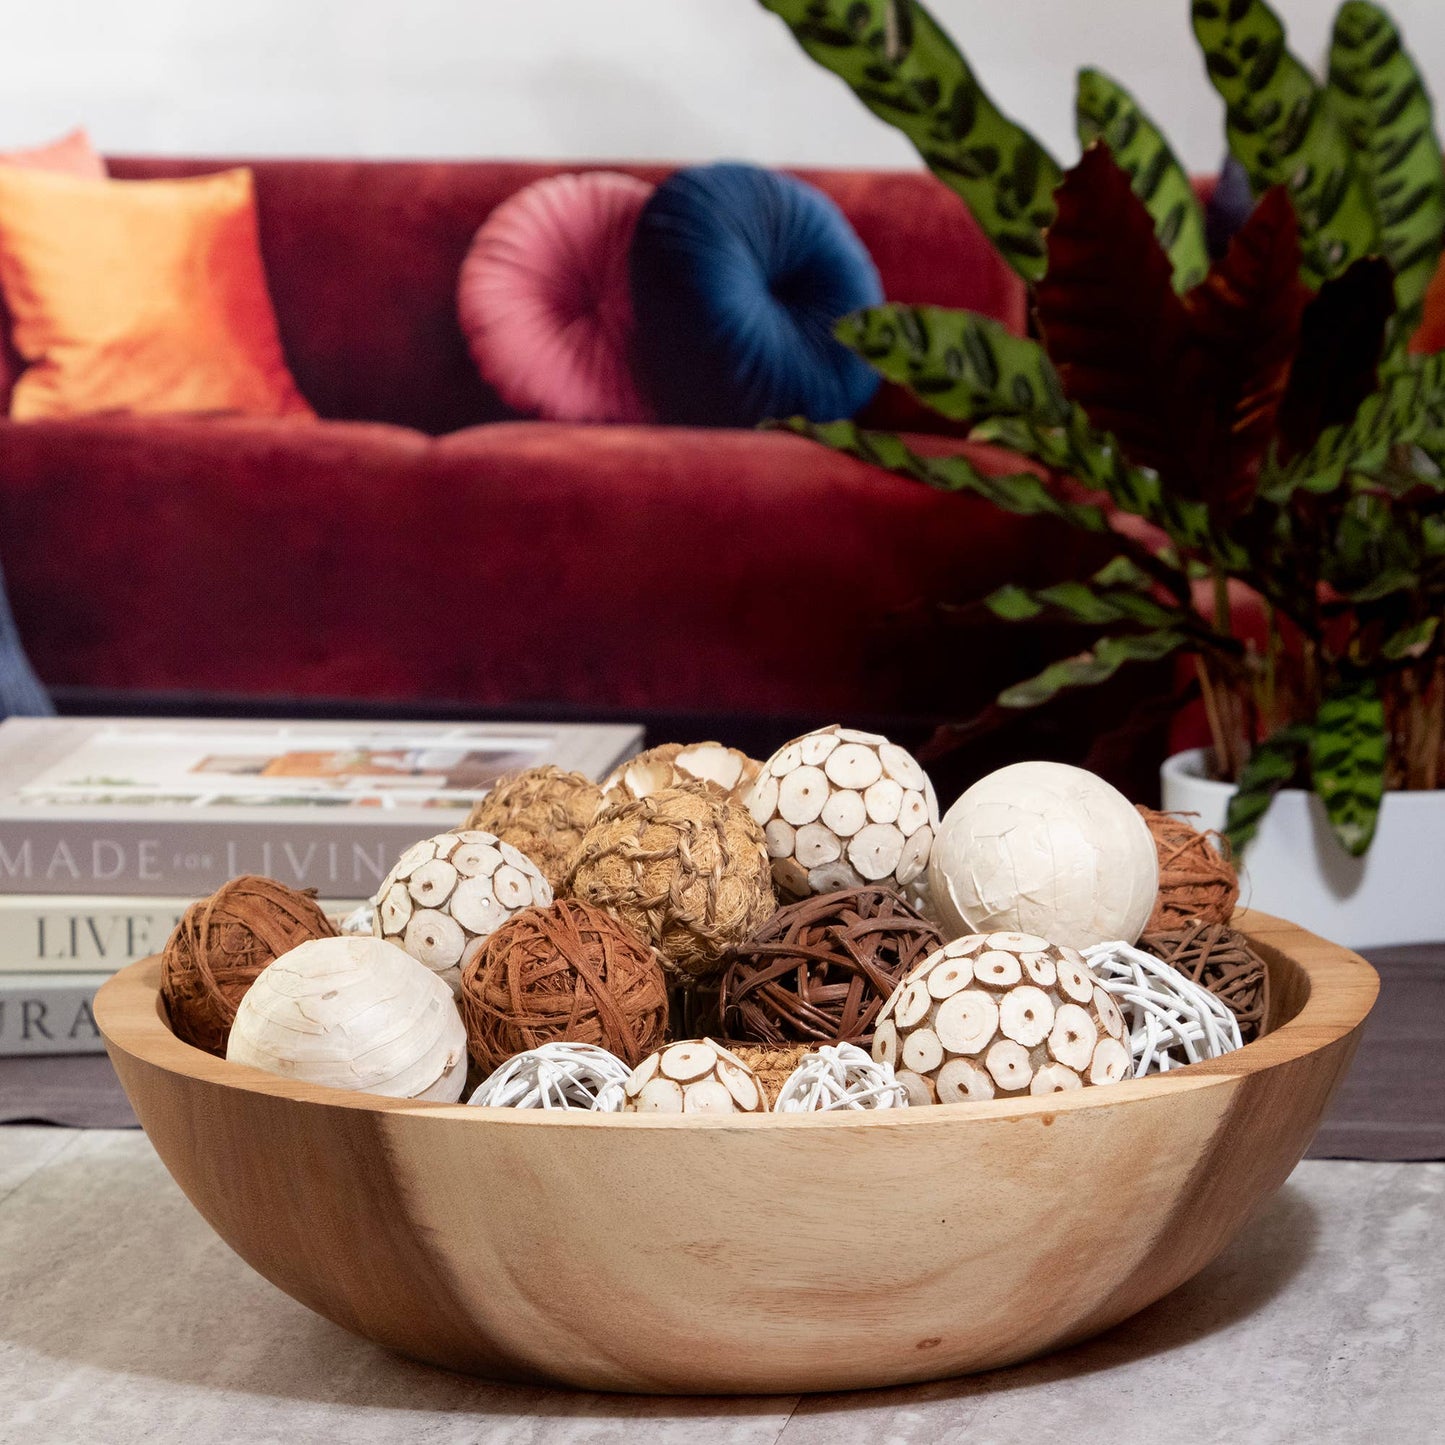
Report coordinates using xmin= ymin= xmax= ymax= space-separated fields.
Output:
xmin=757 ymin=0 xmax=1445 ymax=945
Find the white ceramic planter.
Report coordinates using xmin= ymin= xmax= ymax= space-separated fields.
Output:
xmin=1161 ymin=748 xmax=1445 ymax=950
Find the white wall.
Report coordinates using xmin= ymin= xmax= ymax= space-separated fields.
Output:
xmin=3 ymin=1 xmax=1445 ymax=173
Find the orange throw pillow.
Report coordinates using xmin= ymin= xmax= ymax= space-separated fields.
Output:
xmin=0 ymin=126 xmax=105 ymax=179
xmin=0 ymin=165 xmax=313 ymax=420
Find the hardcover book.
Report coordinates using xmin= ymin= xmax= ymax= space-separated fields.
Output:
xmin=0 ymin=717 xmax=641 ymax=896
xmin=0 ymin=972 xmax=108 ymax=1056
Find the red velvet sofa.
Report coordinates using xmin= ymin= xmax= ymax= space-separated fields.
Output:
xmin=0 ymin=157 xmax=1162 ymax=788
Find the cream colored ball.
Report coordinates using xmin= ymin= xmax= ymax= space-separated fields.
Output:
xmin=226 ymin=935 xmax=467 ymax=1101
xmin=622 ymin=1038 xmax=767 ymax=1115
xmin=928 ymin=762 xmax=1158 ymax=950
xmin=372 ymin=829 xmax=552 ymax=994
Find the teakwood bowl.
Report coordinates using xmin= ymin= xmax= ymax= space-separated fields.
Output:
xmin=96 ymin=910 xmax=1376 ymax=1396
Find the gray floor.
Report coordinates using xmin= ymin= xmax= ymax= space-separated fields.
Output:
xmin=0 ymin=1131 xmax=1440 ymax=1444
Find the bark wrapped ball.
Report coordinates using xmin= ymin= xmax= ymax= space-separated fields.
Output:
xmin=602 ymin=741 xmax=761 ymax=807
xmin=373 ymin=829 xmax=552 ymax=994
xmin=622 ymin=1037 xmax=767 ymax=1114
xmin=458 ymin=899 xmax=668 ymax=1072
xmin=874 ymin=932 xmax=1131 ymax=1104
xmin=463 ymin=765 xmax=603 ymax=891
xmin=744 ymin=725 xmax=939 ymax=902
xmin=566 ymin=782 xmax=776 ymax=979
xmin=1136 ymin=807 xmax=1240 ymax=932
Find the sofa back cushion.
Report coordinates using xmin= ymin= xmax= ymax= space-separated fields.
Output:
xmin=106 ymin=156 xmax=1025 ymax=436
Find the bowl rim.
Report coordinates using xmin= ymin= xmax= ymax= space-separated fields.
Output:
xmin=96 ymin=909 xmax=1378 ymax=1132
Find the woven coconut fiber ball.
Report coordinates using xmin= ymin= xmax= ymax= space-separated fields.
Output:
xmin=728 ymin=1043 xmax=813 ymax=1105
xmin=1136 ymin=807 xmax=1240 ymax=932
xmin=1140 ymin=921 xmax=1270 ymax=1042
xmin=719 ymin=886 xmax=944 ymax=1048
xmin=161 ymin=875 xmax=337 ymax=1056
xmin=463 ymin=766 xmax=603 ymax=891
xmin=565 ymin=782 xmax=776 ymax=979
xmin=459 ymin=899 xmax=668 ymax=1071
xmin=601 ymin=741 xmax=761 ymax=807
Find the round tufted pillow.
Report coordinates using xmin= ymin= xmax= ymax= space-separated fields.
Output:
xmin=629 ymin=163 xmax=884 ymax=427
xmin=458 ymin=171 xmax=654 ymax=423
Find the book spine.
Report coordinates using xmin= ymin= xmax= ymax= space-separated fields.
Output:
xmin=0 ymin=974 xmax=109 ymax=1056
xmin=0 ymin=821 xmax=427 ymax=896
xmin=0 ymin=899 xmax=187 ymax=974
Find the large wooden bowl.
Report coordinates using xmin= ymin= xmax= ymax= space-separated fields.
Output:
xmin=97 ymin=911 xmax=1375 ymax=1395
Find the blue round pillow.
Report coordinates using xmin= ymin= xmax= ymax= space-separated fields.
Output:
xmin=629 ymin=163 xmax=884 ymax=427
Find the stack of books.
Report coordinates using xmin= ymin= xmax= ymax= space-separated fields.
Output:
xmin=0 ymin=717 xmax=640 ymax=1057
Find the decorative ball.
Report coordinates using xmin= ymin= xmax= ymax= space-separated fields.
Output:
xmin=372 ymin=829 xmax=552 ymax=994
xmin=772 ymin=1042 xmax=908 ymax=1112
xmin=1139 ymin=921 xmax=1269 ymax=1043
xmin=728 ymin=1042 xmax=813 ymax=1105
xmin=1084 ymin=939 xmax=1244 ymax=1073
xmin=744 ymin=725 xmax=939 ymax=902
xmin=874 ymin=932 xmax=1131 ymax=1104
xmin=719 ymin=885 xmax=943 ymax=1047
xmin=928 ymin=761 xmax=1158 ymax=950
xmin=601 ymin=741 xmax=761 ymax=807
xmin=467 ymin=1041 xmax=631 ymax=1111
xmin=458 ymin=899 xmax=668 ymax=1071
xmin=566 ymin=782 xmax=776 ymax=979
xmin=338 ymin=901 xmax=375 ymax=936
xmin=463 ymin=766 xmax=603 ymax=891
xmin=226 ymin=935 xmax=467 ymax=1101
xmin=160 ymin=875 xmax=337 ymax=1056
xmin=622 ymin=1037 xmax=766 ymax=1114
xmin=1136 ymin=807 xmax=1240 ymax=932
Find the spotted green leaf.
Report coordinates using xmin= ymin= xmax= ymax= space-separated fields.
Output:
xmin=1224 ymin=723 xmax=1311 ymax=853
xmin=985 ymin=559 xmax=1179 ymax=629
xmin=997 ymin=629 xmax=1187 ymax=709
xmin=1310 ymin=678 xmax=1387 ymax=855
xmin=757 ymin=0 xmax=1062 ymax=280
xmin=834 ymin=306 xmax=1069 ymax=423
xmin=1328 ymin=1 xmax=1445 ymax=344
xmin=1075 ymin=67 xmax=1209 ymax=291
xmin=1381 ymin=615 xmax=1439 ymax=660
xmin=1191 ymin=0 xmax=1378 ymax=285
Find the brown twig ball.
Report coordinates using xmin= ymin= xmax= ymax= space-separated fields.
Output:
xmin=160 ymin=875 xmax=337 ymax=1056
xmin=565 ymin=782 xmax=776 ymax=980
xmin=1137 ymin=807 xmax=1240 ymax=931
xmin=463 ymin=766 xmax=603 ymax=890
xmin=458 ymin=899 xmax=668 ymax=1071
xmin=719 ymin=886 xmax=944 ymax=1048
xmin=1140 ymin=921 xmax=1270 ymax=1042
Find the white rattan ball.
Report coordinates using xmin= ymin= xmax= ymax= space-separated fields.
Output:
xmin=744 ymin=725 xmax=939 ymax=902
xmin=772 ymin=1042 xmax=908 ymax=1112
xmin=1084 ymin=940 xmax=1243 ymax=1075
xmin=928 ymin=761 xmax=1158 ymax=950
xmin=468 ymin=1041 xmax=630 ymax=1111
xmin=372 ymin=829 xmax=552 ymax=994
xmin=338 ymin=901 xmax=375 ymax=935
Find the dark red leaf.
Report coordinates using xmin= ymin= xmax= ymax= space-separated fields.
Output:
xmin=1411 ymin=249 xmax=1445 ymax=354
xmin=1277 ymin=256 xmax=1395 ymax=460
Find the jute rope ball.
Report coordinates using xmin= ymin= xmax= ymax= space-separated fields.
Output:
xmin=458 ymin=899 xmax=668 ymax=1071
xmin=1136 ymin=807 xmax=1240 ymax=931
xmin=719 ymin=886 xmax=944 ymax=1048
xmin=373 ymin=829 xmax=552 ymax=994
xmin=745 ymin=725 xmax=939 ymax=903
xmin=622 ymin=1037 xmax=767 ymax=1114
xmin=874 ymin=932 xmax=1131 ymax=1104
xmin=773 ymin=1043 xmax=909 ymax=1112
xmin=1140 ymin=921 xmax=1270 ymax=1042
xmin=160 ymin=875 xmax=337 ymax=1056
xmin=602 ymin=741 xmax=761 ymax=807
xmin=565 ymin=782 xmax=776 ymax=980
xmin=1083 ymin=939 xmax=1244 ymax=1073
xmin=467 ymin=1041 xmax=631 ymax=1111
xmin=729 ymin=1043 xmax=813 ymax=1105
xmin=463 ymin=766 xmax=604 ymax=891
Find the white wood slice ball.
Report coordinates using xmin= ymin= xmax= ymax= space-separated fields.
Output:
xmin=226 ymin=935 xmax=467 ymax=1101
xmin=602 ymin=741 xmax=761 ymax=806
xmin=744 ymin=725 xmax=939 ymax=902
xmin=873 ymin=933 xmax=1130 ymax=1104
xmin=622 ymin=1038 xmax=767 ymax=1115
xmin=928 ymin=761 xmax=1157 ymax=950
xmin=372 ymin=829 xmax=552 ymax=994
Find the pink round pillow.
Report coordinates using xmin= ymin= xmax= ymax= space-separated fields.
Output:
xmin=458 ymin=171 xmax=654 ymax=423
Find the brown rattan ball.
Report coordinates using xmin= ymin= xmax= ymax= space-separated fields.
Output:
xmin=565 ymin=781 xmax=776 ymax=980
xmin=463 ymin=765 xmax=603 ymax=890
xmin=1137 ymin=806 xmax=1240 ymax=931
xmin=729 ymin=1043 xmax=813 ymax=1107
xmin=458 ymin=899 xmax=668 ymax=1071
xmin=160 ymin=875 xmax=337 ymax=1056
xmin=1141 ymin=921 xmax=1271 ymax=1043
xmin=719 ymin=886 xmax=945 ymax=1048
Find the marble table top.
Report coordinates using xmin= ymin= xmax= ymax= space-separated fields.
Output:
xmin=1 ymin=1128 xmax=1440 ymax=1444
